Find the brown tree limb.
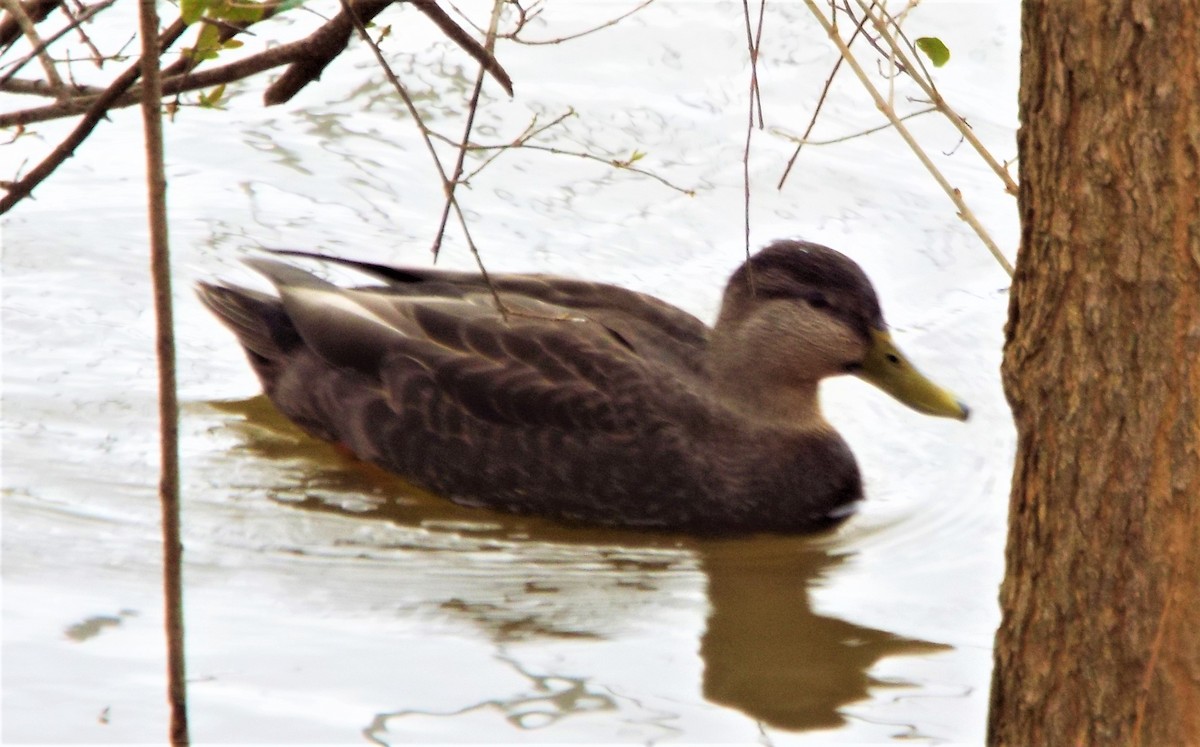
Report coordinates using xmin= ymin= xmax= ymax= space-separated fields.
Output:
xmin=409 ymin=0 xmax=512 ymax=95
xmin=0 ymin=0 xmax=115 ymax=87
xmin=159 ymin=0 xmax=284 ymax=79
xmin=1 ymin=1 xmax=517 ymax=126
xmin=0 ymin=0 xmax=61 ymax=48
xmin=136 ymin=1 xmax=188 ymax=743
xmin=263 ymin=0 xmax=513 ymax=106
xmin=3 ymin=36 xmax=316 ymax=127
xmin=0 ymin=17 xmax=186 ymax=213
xmin=59 ymin=0 xmax=106 ymax=65
xmin=1 ymin=75 xmax=104 ymax=97
xmin=262 ymin=0 xmax=392 ymax=106
xmin=1 ymin=0 xmax=65 ymax=89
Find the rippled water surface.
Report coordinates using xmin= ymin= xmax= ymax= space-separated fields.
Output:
xmin=4 ymin=2 xmax=1017 ymax=743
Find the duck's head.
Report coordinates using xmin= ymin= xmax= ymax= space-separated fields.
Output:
xmin=711 ymin=240 xmax=969 ymax=422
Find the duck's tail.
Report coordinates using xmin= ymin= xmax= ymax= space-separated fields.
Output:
xmin=196 ymin=281 xmax=302 ymax=390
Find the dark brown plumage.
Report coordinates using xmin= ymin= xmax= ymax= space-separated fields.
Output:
xmin=198 ymin=239 xmax=967 ymax=534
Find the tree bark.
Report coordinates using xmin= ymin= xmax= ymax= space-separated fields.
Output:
xmin=989 ymin=2 xmax=1200 ymax=745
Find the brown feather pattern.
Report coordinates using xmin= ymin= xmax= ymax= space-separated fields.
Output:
xmin=198 ymin=240 xmax=884 ymax=534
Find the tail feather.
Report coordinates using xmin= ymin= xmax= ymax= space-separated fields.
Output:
xmin=196 ymin=281 xmax=302 ymax=387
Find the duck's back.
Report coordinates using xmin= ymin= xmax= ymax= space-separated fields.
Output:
xmin=198 ymin=256 xmax=863 ymax=533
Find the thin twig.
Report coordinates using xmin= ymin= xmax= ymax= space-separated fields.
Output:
xmin=410 ymin=0 xmax=512 ymax=95
xmin=426 ymin=108 xmax=693 ymax=194
xmin=741 ymin=0 xmax=765 ymax=128
xmin=455 ymin=109 xmax=576 ymax=180
xmin=777 ymin=7 xmax=870 ymax=189
xmin=1 ymin=75 xmax=104 ymax=97
xmin=0 ymin=18 xmax=187 ymax=213
xmin=60 ymin=0 xmax=106 ymax=66
xmin=160 ymin=0 xmax=285 ymax=79
xmin=0 ymin=0 xmax=66 ymax=90
xmin=851 ymin=0 xmax=1018 ymax=196
xmin=463 ymin=140 xmax=696 ymax=195
xmin=802 ymin=0 xmax=1013 ymax=276
xmin=430 ymin=0 xmax=506 ymax=259
xmin=740 ymin=0 xmax=766 ymax=277
xmin=263 ymin=0 xmax=392 ymax=105
xmin=2 ymin=30 xmax=337 ymax=127
xmin=504 ymin=0 xmax=656 ymax=46
xmin=773 ymin=105 xmax=936 ymax=147
xmin=136 ymin=0 xmax=188 ymax=744
xmin=0 ymin=0 xmax=115 ymax=86
xmin=0 ymin=0 xmax=62 ymax=49
xmin=0 ymin=2 xmax=513 ymax=125
xmin=337 ymin=0 xmax=508 ymax=316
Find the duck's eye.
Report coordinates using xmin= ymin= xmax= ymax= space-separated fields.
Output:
xmin=804 ymin=293 xmax=831 ymax=310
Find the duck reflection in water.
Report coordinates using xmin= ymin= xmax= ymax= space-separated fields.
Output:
xmin=205 ymin=397 xmax=949 ymax=735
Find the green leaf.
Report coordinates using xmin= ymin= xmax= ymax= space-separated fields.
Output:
xmin=191 ymin=22 xmax=223 ymax=61
xmin=220 ymin=1 xmax=265 ymax=23
xmin=199 ymin=83 xmax=226 ymax=108
xmin=629 ymin=150 xmax=646 ymax=163
xmin=275 ymin=0 xmax=308 ymax=12
xmin=915 ymin=37 xmax=951 ymax=67
xmin=181 ymin=0 xmax=208 ymax=25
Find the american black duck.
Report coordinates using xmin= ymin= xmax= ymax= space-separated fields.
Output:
xmin=198 ymin=239 xmax=968 ymax=533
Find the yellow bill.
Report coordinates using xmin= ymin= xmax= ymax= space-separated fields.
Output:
xmin=856 ymin=329 xmax=970 ymax=420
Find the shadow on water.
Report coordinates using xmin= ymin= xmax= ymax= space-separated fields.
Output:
xmin=206 ymin=396 xmax=949 ymax=735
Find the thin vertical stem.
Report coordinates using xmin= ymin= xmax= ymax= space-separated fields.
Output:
xmin=741 ymin=0 xmax=766 ymax=287
xmin=137 ymin=0 xmax=188 ymax=743
xmin=802 ymin=0 xmax=1013 ymax=276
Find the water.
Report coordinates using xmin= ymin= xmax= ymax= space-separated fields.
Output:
xmin=3 ymin=1 xmax=1017 ymax=742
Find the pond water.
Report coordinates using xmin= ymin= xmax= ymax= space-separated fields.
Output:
xmin=3 ymin=1 xmax=1017 ymax=743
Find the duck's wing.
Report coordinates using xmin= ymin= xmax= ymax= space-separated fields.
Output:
xmin=245 ymin=258 xmax=706 ymax=434
xmin=269 ymin=250 xmax=711 ymax=376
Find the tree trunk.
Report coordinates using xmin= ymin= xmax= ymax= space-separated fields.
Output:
xmin=989 ymin=2 xmax=1200 ymax=745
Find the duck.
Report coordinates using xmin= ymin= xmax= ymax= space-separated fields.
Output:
xmin=197 ymin=239 xmax=968 ymax=534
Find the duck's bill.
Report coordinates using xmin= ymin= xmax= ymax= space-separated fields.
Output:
xmin=855 ymin=329 xmax=970 ymax=421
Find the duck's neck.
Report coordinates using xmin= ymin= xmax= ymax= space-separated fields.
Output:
xmin=710 ymin=369 xmax=827 ymax=429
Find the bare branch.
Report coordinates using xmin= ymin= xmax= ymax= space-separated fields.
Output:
xmin=777 ymin=6 xmax=870 ymax=189
xmin=263 ymin=0 xmax=513 ymax=106
xmin=801 ymin=0 xmax=1013 ymax=276
xmin=1 ymin=0 xmax=65 ymax=90
xmin=263 ymin=0 xmax=392 ymax=106
xmin=0 ymin=0 xmax=115 ymax=87
xmin=410 ymin=0 xmax=512 ymax=96
xmin=740 ymin=0 xmax=766 ymax=273
xmin=494 ymin=142 xmax=695 ymax=195
xmin=0 ymin=0 xmax=61 ymax=48
xmin=0 ymin=18 xmax=187 ymax=213
xmin=851 ymin=0 xmax=1018 ymax=196
xmin=504 ymin=0 xmax=656 ymax=46
xmin=59 ymin=0 xmax=106 ymax=66
xmin=3 ymin=34 xmax=330 ymax=127
xmin=338 ymin=0 xmax=508 ymax=317
xmin=134 ymin=3 xmax=188 ymax=743
xmin=1 ymin=75 xmax=103 ymax=97
xmin=772 ymin=105 xmax=936 ymax=147
xmin=160 ymin=0 xmax=285 ymax=79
